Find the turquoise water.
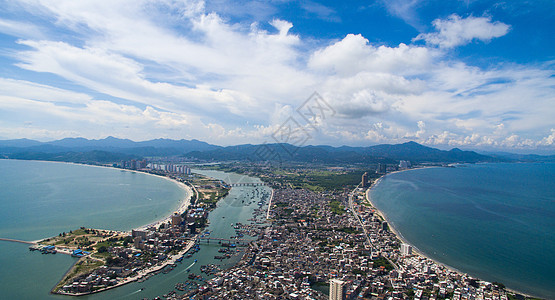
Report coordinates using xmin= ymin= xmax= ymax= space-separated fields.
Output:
xmin=0 ymin=159 xmax=187 ymax=299
xmin=369 ymin=163 xmax=555 ymax=299
xmin=0 ymin=161 xmax=269 ymax=299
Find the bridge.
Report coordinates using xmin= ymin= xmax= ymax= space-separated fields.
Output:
xmin=230 ymin=182 xmax=267 ymax=187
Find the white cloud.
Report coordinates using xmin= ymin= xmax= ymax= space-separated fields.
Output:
xmin=415 ymin=121 xmax=425 ymax=138
xmin=309 ymin=34 xmax=434 ymax=76
xmin=381 ymin=0 xmax=424 ymax=30
xmin=15 ymin=40 xmax=263 ymax=118
xmin=270 ymin=19 xmax=293 ymax=36
xmin=300 ymin=1 xmax=340 ymax=22
xmin=0 ymin=18 xmax=45 ymax=39
xmin=414 ymin=14 xmax=510 ymax=48
xmin=0 ymin=0 xmax=552 ymax=151
xmin=540 ymin=129 xmax=555 ymax=146
xmin=0 ymin=78 xmax=92 ymax=104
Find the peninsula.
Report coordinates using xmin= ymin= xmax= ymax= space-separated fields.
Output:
xmin=26 ymin=168 xmax=230 ymax=296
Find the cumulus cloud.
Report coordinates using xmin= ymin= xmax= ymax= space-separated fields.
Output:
xmin=309 ymin=34 xmax=433 ymax=76
xmin=414 ymin=14 xmax=510 ymax=48
xmin=0 ymin=0 xmax=552 ymax=151
xmin=540 ymin=129 xmax=555 ymax=146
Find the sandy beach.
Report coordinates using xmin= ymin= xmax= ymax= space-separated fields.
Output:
xmin=24 ymin=160 xmax=194 ymax=233
xmin=132 ymin=172 xmax=193 ymax=232
xmin=364 ymin=169 xmax=464 ymax=274
xmin=364 ymin=168 xmax=541 ymax=298
xmin=5 ymin=160 xmax=194 ymax=255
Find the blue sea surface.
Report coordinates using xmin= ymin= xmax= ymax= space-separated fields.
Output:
xmin=0 ymin=159 xmax=187 ymax=299
xmin=369 ymin=163 xmax=555 ymax=299
xmin=0 ymin=161 xmax=269 ymax=299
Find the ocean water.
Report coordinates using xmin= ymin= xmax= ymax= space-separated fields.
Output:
xmin=0 ymin=161 xmax=269 ymax=299
xmin=369 ymin=163 xmax=555 ymax=299
xmin=0 ymin=159 xmax=188 ymax=299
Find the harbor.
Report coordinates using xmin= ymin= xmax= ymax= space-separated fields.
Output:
xmin=0 ymin=162 xmax=271 ymax=299
xmin=32 ymin=169 xmax=270 ymax=299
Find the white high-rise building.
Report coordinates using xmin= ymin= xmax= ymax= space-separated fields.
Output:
xmin=329 ymin=279 xmax=345 ymax=300
xmin=399 ymin=160 xmax=411 ymax=169
xmin=400 ymin=243 xmax=413 ymax=256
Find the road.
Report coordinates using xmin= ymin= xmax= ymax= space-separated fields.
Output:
xmin=347 ymin=184 xmax=399 ymax=271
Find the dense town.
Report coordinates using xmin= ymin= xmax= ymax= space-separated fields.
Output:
xmin=180 ymin=184 xmax=514 ymax=300
xmin=28 ymin=161 xmax=528 ymax=299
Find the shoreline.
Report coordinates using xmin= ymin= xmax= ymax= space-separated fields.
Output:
xmin=0 ymin=158 xmax=193 ymax=233
xmin=54 ymin=239 xmax=197 ymax=296
xmin=365 ymin=168 xmax=459 ymax=269
xmin=0 ymin=159 xmax=198 ymax=296
xmin=0 ymin=159 xmax=274 ymax=298
xmin=365 ymin=166 xmax=542 ymax=299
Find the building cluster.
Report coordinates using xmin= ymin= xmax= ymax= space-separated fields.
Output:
xmin=119 ymin=159 xmax=147 ymax=170
xmin=375 ymin=161 xmax=412 ymax=174
xmin=148 ymin=163 xmax=192 ymax=174
xmin=180 ymin=187 xmax=512 ymax=300
xmin=398 ymin=160 xmax=411 ymax=170
xmin=61 ymin=266 xmax=121 ymax=293
xmin=58 ymin=205 xmax=210 ymax=295
xmin=117 ymin=159 xmax=192 ymax=175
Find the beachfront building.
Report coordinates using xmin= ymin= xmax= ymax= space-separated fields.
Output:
xmin=382 ymin=221 xmax=388 ymax=232
xmin=399 ymin=160 xmax=411 ymax=170
xmin=400 ymin=243 xmax=412 ymax=256
xmin=361 ymin=172 xmax=368 ymax=188
xmin=171 ymin=213 xmax=182 ymax=226
xmin=376 ymin=163 xmax=387 ymax=174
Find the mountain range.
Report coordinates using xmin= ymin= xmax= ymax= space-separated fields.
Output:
xmin=0 ymin=136 xmax=551 ymax=164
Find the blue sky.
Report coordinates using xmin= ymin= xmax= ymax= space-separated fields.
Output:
xmin=0 ymin=0 xmax=553 ymax=153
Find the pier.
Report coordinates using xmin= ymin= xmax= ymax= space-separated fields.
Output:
xmin=0 ymin=238 xmax=35 ymax=245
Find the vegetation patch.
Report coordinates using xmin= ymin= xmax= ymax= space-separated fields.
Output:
xmin=329 ymin=200 xmax=345 ymax=215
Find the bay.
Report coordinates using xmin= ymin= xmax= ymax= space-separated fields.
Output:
xmin=0 ymin=160 xmax=269 ymax=299
xmin=0 ymin=159 xmax=187 ymax=299
xmin=369 ymin=163 xmax=555 ymax=299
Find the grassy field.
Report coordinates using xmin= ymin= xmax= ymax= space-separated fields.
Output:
xmin=41 ymin=227 xmax=127 ymax=251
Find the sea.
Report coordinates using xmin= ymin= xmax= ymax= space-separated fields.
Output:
xmin=0 ymin=160 xmax=269 ymax=299
xmin=369 ymin=163 xmax=555 ymax=299
xmin=3 ymin=160 xmax=553 ymax=299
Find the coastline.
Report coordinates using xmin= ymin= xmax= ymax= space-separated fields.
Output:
xmin=365 ymin=170 xmax=459 ymax=269
xmin=0 ymin=159 xmax=193 ymax=233
xmin=0 ymin=159 xmax=197 ymax=295
xmin=59 ymin=160 xmax=194 ymax=231
xmin=365 ymin=167 xmax=442 ymax=257
xmin=54 ymin=239 xmax=197 ymax=296
xmin=365 ymin=166 xmax=542 ymax=299
xmin=0 ymin=159 xmax=275 ymax=298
